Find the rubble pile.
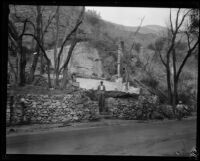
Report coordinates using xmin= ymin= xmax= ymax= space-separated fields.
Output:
xmin=6 ymin=90 xmax=100 ymax=124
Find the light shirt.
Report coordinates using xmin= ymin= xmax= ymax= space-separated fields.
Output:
xmin=100 ymin=85 xmax=104 ymax=90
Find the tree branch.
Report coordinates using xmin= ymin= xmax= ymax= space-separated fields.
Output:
xmin=175 ymin=8 xmax=181 ymax=29
xmin=176 ymin=37 xmax=199 ymax=80
xmin=19 ymin=19 xmax=28 ymax=39
xmin=43 ymin=10 xmax=57 ymax=34
xmin=158 ymin=51 xmax=167 ymax=67
xmin=8 ymin=20 xmax=19 ymax=41
xmin=59 ymin=39 xmax=78 ymax=73
xmin=27 ymin=20 xmax=36 ymax=34
xmin=8 ymin=33 xmax=20 ymax=52
xmin=170 ymin=9 xmax=174 ymax=34
xmin=176 ymin=9 xmax=191 ymax=31
xmin=8 ymin=55 xmax=17 ymax=79
xmin=134 ymin=16 xmax=145 ymax=36
xmin=129 ymin=17 xmax=145 ymax=53
xmin=185 ymin=31 xmax=192 ymax=50
xmin=23 ymin=33 xmax=50 ymax=63
xmin=172 ymin=48 xmax=177 ymax=79
xmin=56 ymin=7 xmax=85 ymax=71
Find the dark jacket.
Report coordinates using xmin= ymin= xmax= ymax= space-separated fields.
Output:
xmin=97 ymin=85 xmax=106 ymax=91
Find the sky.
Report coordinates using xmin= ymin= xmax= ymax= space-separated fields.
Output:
xmin=86 ymin=7 xmax=178 ymax=27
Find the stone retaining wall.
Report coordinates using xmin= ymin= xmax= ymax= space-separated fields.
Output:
xmin=6 ymin=90 xmax=99 ymax=125
xmin=106 ymin=95 xmax=169 ymax=120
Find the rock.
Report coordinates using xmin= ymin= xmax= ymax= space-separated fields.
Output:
xmin=72 ymin=116 xmax=79 ymax=121
xmin=37 ymin=105 xmax=43 ymax=109
xmin=37 ymin=117 xmax=42 ymax=121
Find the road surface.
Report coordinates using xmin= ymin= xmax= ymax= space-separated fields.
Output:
xmin=6 ymin=119 xmax=196 ymax=156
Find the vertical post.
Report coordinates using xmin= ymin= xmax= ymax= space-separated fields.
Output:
xmin=117 ymin=42 xmax=121 ymax=78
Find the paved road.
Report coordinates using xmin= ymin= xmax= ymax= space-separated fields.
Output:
xmin=6 ymin=119 xmax=196 ymax=156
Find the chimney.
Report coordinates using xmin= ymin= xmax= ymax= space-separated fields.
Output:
xmin=120 ymin=41 xmax=124 ymax=53
xmin=117 ymin=40 xmax=125 ymax=78
xmin=140 ymin=46 xmax=143 ymax=55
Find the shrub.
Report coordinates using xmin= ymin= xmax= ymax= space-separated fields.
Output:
xmin=140 ymin=75 xmax=159 ymax=89
xmin=158 ymin=104 xmax=174 ymax=119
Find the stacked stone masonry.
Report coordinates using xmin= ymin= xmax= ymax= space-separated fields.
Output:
xmin=6 ymin=91 xmax=99 ymax=124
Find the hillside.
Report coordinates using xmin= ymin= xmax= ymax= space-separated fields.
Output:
xmin=9 ymin=5 xmax=165 ymax=78
xmin=106 ymin=21 xmax=167 ymax=35
xmin=8 ymin=6 xmax=197 ymax=88
xmin=100 ymin=20 xmax=161 ymax=48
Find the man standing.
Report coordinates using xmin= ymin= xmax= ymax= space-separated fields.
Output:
xmin=176 ymin=101 xmax=189 ymax=120
xmin=20 ymin=97 xmax=27 ymax=123
xmin=97 ymin=81 xmax=106 ymax=114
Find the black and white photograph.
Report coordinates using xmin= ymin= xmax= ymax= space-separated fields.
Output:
xmin=4 ymin=2 xmax=199 ymax=158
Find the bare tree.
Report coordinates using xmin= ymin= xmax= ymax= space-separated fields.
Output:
xmin=29 ymin=6 xmax=57 ymax=81
xmin=9 ymin=5 xmax=56 ymax=85
xmin=148 ymin=9 xmax=199 ymax=115
xmin=23 ymin=33 xmax=52 ymax=88
xmin=173 ymin=30 xmax=199 ymax=102
xmin=8 ymin=13 xmax=28 ymax=86
xmin=53 ymin=6 xmax=85 ymax=88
